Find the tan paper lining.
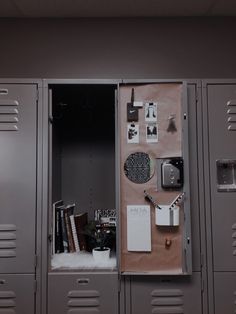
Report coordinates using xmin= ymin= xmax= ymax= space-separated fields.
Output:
xmin=119 ymin=83 xmax=184 ymax=273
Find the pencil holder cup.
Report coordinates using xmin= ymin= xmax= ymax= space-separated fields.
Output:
xmin=155 ymin=205 xmax=179 ymax=226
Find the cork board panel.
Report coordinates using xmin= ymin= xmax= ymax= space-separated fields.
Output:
xmin=119 ymin=83 xmax=184 ymax=273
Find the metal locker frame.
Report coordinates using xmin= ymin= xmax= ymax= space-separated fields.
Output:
xmin=0 ymin=78 xmax=43 ymax=314
xmin=41 ymin=79 xmax=122 ymax=314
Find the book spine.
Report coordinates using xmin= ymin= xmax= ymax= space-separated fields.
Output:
xmin=60 ymin=208 xmax=69 ymax=253
xmin=70 ymin=215 xmax=80 ymax=252
xmin=55 ymin=207 xmax=63 ymax=253
xmin=64 ymin=210 xmax=75 ymax=252
xmin=75 ymin=213 xmax=88 ymax=251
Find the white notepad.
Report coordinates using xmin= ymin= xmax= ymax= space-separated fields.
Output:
xmin=127 ymin=205 xmax=151 ymax=252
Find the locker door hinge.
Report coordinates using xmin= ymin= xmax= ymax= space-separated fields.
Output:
xmin=200 ymin=253 xmax=204 ymax=268
xmin=118 ymin=274 xmax=121 ymax=293
xmin=36 ymin=88 xmax=39 ymax=102
xmin=201 ymin=277 xmax=204 ymax=292
xmin=34 ymin=254 xmax=38 ymax=268
xmin=115 ymin=89 xmax=118 ymax=108
xmin=34 ymin=280 xmax=37 ymax=293
xmin=196 ymin=89 xmax=201 ymax=104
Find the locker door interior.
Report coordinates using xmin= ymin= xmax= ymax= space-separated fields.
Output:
xmin=0 ymin=84 xmax=37 ymax=273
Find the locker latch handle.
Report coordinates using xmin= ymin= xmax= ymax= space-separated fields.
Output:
xmin=0 ymin=89 xmax=8 ymax=95
xmin=77 ymin=278 xmax=90 ymax=285
xmin=0 ymin=279 xmax=6 ymax=285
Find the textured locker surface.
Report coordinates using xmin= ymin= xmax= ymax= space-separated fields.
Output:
xmin=0 ymin=116 xmax=18 ymax=122
xmin=130 ymin=272 xmax=201 ymax=314
xmin=232 ymin=224 xmax=236 ymax=256
xmin=48 ymin=273 xmax=118 ymax=314
xmin=68 ymin=290 xmax=100 ymax=298
xmin=0 ymin=97 xmax=19 ymax=131
xmin=0 ymin=100 xmax=19 ymax=106
xmin=151 ymin=308 xmax=183 ymax=314
xmin=0 ymin=84 xmax=37 ymax=273
xmin=151 ymin=297 xmax=183 ymax=306
xmin=67 ymin=298 xmax=99 ymax=307
xmin=207 ymin=84 xmax=236 ymax=271
xmin=227 ymin=99 xmax=236 ymax=130
xmin=67 ymin=309 xmax=99 ymax=314
xmin=0 ymin=224 xmax=16 ymax=258
xmin=151 ymin=289 xmax=184 ymax=313
xmin=0 ymin=298 xmax=15 ymax=307
xmin=0 ymin=291 xmax=15 ymax=298
xmin=0 ymin=274 xmax=34 ymax=314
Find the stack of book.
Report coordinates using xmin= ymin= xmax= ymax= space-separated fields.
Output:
xmin=52 ymin=200 xmax=88 ymax=254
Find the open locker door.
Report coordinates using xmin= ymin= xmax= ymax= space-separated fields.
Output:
xmin=118 ymin=80 xmax=192 ymax=275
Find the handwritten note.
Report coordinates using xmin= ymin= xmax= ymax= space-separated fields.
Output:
xmin=127 ymin=205 xmax=151 ymax=252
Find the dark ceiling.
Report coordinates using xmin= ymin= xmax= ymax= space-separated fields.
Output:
xmin=1 ymin=0 xmax=236 ymax=17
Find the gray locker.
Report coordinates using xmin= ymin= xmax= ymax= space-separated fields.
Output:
xmin=130 ymin=272 xmax=202 ymax=314
xmin=0 ymin=84 xmax=37 ymax=274
xmin=0 ymin=274 xmax=35 ymax=314
xmin=214 ymin=272 xmax=236 ymax=314
xmin=206 ymin=84 xmax=236 ymax=271
xmin=48 ymin=273 xmax=119 ymax=314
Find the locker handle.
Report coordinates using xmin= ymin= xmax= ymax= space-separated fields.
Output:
xmin=77 ymin=278 xmax=90 ymax=285
xmin=0 ymin=280 xmax=6 ymax=285
xmin=160 ymin=279 xmax=172 ymax=283
xmin=0 ymin=89 xmax=8 ymax=95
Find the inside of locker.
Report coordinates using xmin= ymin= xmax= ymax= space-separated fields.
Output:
xmin=49 ymin=84 xmax=117 ymax=269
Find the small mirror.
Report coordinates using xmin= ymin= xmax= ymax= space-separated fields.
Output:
xmin=124 ymin=152 xmax=155 ymax=184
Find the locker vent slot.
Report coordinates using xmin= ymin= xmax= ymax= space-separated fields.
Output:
xmin=0 ymin=225 xmax=16 ymax=258
xmin=151 ymin=289 xmax=184 ymax=314
xmin=227 ymin=100 xmax=236 ymax=131
xmin=0 ymin=290 xmax=16 ymax=313
xmin=232 ymin=224 xmax=236 ymax=256
xmin=67 ymin=309 xmax=99 ymax=314
xmin=67 ymin=290 xmax=100 ymax=314
xmin=0 ymin=99 xmax=19 ymax=131
xmin=234 ymin=290 xmax=236 ymax=311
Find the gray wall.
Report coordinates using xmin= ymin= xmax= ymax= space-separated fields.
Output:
xmin=0 ymin=17 xmax=236 ymax=78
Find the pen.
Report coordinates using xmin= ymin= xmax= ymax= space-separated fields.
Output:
xmin=144 ymin=190 xmax=162 ymax=209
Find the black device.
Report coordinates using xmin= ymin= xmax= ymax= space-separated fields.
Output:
xmin=127 ymin=88 xmax=139 ymax=122
xmin=161 ymin=158 xmax=184 ymax=189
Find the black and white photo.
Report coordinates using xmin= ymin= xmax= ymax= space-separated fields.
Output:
xmin=145 ymin=102 xmax=157 ymax=122
xmin=127 ymin=123 xmax=139 ymax=143
xmin=146 ymin=123 xmax=158 ymax=143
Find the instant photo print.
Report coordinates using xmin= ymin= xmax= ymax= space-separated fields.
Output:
xmin=145 ymin=102 xmax=157 ymax=122
xmin=127 ymin=123 xmax=139 ymax=143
